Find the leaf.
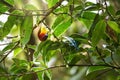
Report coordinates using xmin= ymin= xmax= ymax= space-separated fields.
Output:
xmin=20 ymin=16 xmax=33 ymax=45
xmin=81 ymin=11 xmax=96 ymax=20
xmin=34 ymin=40 xmax=51 ymax=57
xmin=86 ymin=66 xmax=110 ymax=75
xmin=88 ymin=13 xmax=100 ymax=38
xmin=24 ymin=4 xmax=38 ymax=10
xmin=2 ymin=15 xmax=16 ymax=39
xmin=79 ymin=18 xmax=93 ymax=29
xmin=44 ymin=70 xmax=52 ymax=80
xmin=107 ymin=21 xmax=120 ymax=33
xmin=14 ymin=47 xmax=22 ymax=57
xmin=10 ymin=58 xmax=28 ymax=74
xmin=47 ymin=0 xmax=59 ymax=8
xmin=0 ymin=10 xmax=24 ymax=40
xmin=32 ymin=67 xmax=46 ymax=80
xmin=0 ymin=3 xmax=9 ymax=13
xmin=85 ymin=4 xmax=100 ymax=11
xmin=52 ymin=15 xmax=66 ymax=29
xmin=1 ymin=43 xmax=14 ymax=55
xmin=53 ymin=18 xmax=72 ymax=36
xmin=4 ymin=0 xmax=14 ymax=6
xmin=86 ymin=68 xmax=119 ymax=80
xmin=21 ymin=74 xmax=33 ymax=80
xmin=91 ymin=20 xmax=106 ymax=47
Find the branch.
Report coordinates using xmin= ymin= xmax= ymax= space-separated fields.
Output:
xmin=110 ymin=51 xmax=119 ymax=67
xmin=104 ymin=0 xmax=115 ymax=20
xmin=1 ymin=0 xmax=13 ymax=8
xmin=42 ymin=22 xmax=59 ymax=41
xmin=38 ymin=0 xmax=64 ymax=24
xmin=0 ymin=41 xmax=19 ymax=63
xmin=0 ymin=64 xmax=119 ymax=77
xmin=0 ymin=12 xmax=46 ymax=17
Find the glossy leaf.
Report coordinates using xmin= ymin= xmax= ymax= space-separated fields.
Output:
xmin=2 ymin=14 xmax=16 ymax=39
xmin=21 ymin=16 xmax=33 ymax=45
xmin=14 ymin=47 xmax=23 ymax=57
xmin=86 ymin=66 xmax=110 ymax=75
xmin=4 ymin=0 xmax=14 ymax=6
xmin=91 ymin=20 xmax=106 ymax=47
xmin=47 ymin=0 xmax=59 ymax=8
xmin=81 ymin=11 xmax=96 ymax=20
xmin=0 ymin=3 xmax=9 ymax=13
xmin=52 ymin=15 xmax=66 ymax=29
xmin=1 ymin=10 xmax=24 ymax=40
xmin=2 ymin=43 xmax=14 ymax=53
xmin=107 ymin=21 xmax=120 ymax=33
xmin=54 ymin=18 xmax=72 ymax=36
xmin=86 ymin=68 xmax=119 ymax=80
xmin=24 ymin=4 xmax=38 ymax=10
xmin=88 ymin=14 xmax=100 ymax=38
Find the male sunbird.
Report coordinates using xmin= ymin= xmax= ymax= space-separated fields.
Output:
xmin=38 ymin=26 xmax=49 ymax=41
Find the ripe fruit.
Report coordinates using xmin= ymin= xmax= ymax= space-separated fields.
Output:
xmin=38 ymin=26 xmax=48 ymax=41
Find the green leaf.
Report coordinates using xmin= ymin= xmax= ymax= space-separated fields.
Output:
xmin=0 ymin=10 xmax=24 ymax=40
xmin=86 ymin=68 xmax=119 ymax=80
xmin=0 ymin=3 xmax=9 ymax=13
xmin=2 ymin=15 xmax=16 ymax=39
xmin=52 ymin=15 xmax=66 ymax=29
xmin=2 ymin=43 xmax=14 ymax=54
xmin=47 ymin=0 xmax=59 ymax=8
xmin=32 ymin=67 xmax=45 ymax=80
xmin=54 ymin=18 xmax=72 ymax=36
xmin=21 ymin=16 xmax=33 ymax=45
xmin=14 ymin=47 xmax=23 ymax=57
xmin=91 ymin=20 xmax=106 ymax=47
xmin=85 ymin=4 xmax=100 ymax=11
xmin=45 ymin=70 xmax=52 ymax=80
xmin=79 ymin=18 xmax=93 ymax=28
xmin=107 ymin=21 xmax=120 ymax=33
xmin=81 ymin=11 xmax=96 ymax=20
xmin=21 ymin=74 xmax=33 ymax=80
xmin=4 ymin=0 xmax=14 ymax=6
xmin=24 ymin=4 xmax=38 ymax=10
xmin=88 ymin=14 xmax=100 ymax=38
xmin=87 ymin=66 xmax=110 ymax=75
xmin=34 ymin=40 xmax=51 ymax=57
xmin=107 ymin=5 xmax=115 ymax=16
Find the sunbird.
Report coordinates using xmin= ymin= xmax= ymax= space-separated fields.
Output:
xmin=38 ymin=26 xmax=49 ymax=41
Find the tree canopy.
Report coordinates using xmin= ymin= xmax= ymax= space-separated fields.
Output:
xmin=0 ymin=0 xmax=120 ymax=80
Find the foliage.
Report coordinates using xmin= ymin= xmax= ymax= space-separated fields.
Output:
xmin=0 ymin=0 xmax=120 ymax=80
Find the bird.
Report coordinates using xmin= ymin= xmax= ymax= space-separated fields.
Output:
xmin=38 ymin=26 xmax=49 ymax=41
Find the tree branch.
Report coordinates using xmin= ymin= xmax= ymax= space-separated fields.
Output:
xmin=0 ymin=64 xmax=119 ymax=77
xmin=38 ymin=0 xmax=64 ymax=25
xmin=0 ymin=11 xmax=46 ymax=17
xmin=96 ymin=47 xmax=108 ymax=64
xmin=104 ymin=0 xmax=115 ymax=20
xmin=0 ymin=41 xmax=19 ymax=63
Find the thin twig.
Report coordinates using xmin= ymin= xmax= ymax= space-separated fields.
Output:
xmin=96 ymin=47 xmax=108 ymax=64
xmin=0 ymin=41 xmax=19 ymax=63
xmin=104 ymin=0 xmax=115 ymax=20
xmin=95 ymin=68 xmax=113 ymax=80
xmin=86 ymin=51 xmax=93 ymax=65
xmin=0 ymin=12 xmax=46 ymax=17
xmin=0 ymin=41 xmax=19 ymax=46
xmin=6 ymin=36 xmax=18 ymax=39
xmin=110 ymin=51 xmax=119 ymax=67
xmin=42 ymin=22 xmax=59 ymax=41
xmin=0 ymin=64 xmax=119 ymax=77
xmin=38 ymin=0 xmax=64 ymax=25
